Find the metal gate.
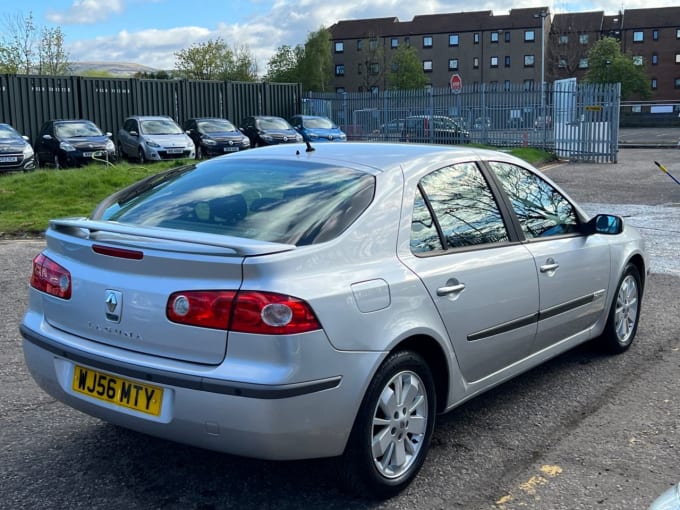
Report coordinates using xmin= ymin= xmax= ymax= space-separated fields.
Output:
xmin=307 ymin=80 xmax=620 ymax=163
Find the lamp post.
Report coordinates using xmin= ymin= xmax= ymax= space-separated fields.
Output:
xmin=533 ymin=10 xmax=549 ymax=147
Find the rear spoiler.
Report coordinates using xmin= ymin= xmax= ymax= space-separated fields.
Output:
xmin=48 ymin=218 xmax=296 ymax=257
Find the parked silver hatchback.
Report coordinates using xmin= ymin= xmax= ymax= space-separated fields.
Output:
xmin=21 ymin=143 xmax=646 ymax=498
xmin=118 ymin=115 xmax=195 ymax=162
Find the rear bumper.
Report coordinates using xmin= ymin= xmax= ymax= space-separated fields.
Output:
xmin=21 ymin=321 xmax=381 ymax=460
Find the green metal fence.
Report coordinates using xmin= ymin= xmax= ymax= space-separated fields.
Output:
xmin=0 ymin=74 xmax=302 ymax=147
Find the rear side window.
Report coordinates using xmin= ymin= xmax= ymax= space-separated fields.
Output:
xmin=98 ymin=159 xmax=375 ymax=246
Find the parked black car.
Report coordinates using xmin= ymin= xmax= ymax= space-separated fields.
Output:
xmin=0 ymin=123 xmax=36 ymax=173
xmin=35 ymin=119 xmax=116 ymax=168
xmin=183 ymin=117 xmax=250 ymax=159
xmin=401 ymin=115 xmax=470 ymax=144
xmin=239 ymin=116 xmax=303 ymax=147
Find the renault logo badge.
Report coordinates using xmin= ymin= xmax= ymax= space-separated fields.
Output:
xmin=105 ymin=290 xmax=123 ymax=323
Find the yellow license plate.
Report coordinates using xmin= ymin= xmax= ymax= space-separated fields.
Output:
xmin=72 ymin=365 xmax=163 ymax=417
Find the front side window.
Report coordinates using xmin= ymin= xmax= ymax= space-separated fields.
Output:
xmin=410 ymin=162 xmax=509 ymax=253
xmin=525 ymin=30 xmax=535 ymax=42
xmin=100 ymin=161 xmax=375 ymax=247
xmin=489 ymin=161 xmax=579 ymax=239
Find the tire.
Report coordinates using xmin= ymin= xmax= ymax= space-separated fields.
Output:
xmin=138 ymin=147 xmax=146 ymax=163
xmin=338 ymin=350 xmax=436 ymax=499
xmin=597 ymin=263 xmax=642 ymax=353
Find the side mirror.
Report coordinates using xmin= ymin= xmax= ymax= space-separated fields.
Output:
xmin=106 ymin=132 xmax=113 ymax=138
xmin=129 ymin=130 xmax=139 ymax=137
xmin=584 ymin=214 xmax=623 ymax=235
xmin=42 ymin=134 xmax=53 ymax=141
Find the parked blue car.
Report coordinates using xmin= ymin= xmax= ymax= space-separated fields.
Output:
xmin=289 ymin=115 xmax=347 ymax=142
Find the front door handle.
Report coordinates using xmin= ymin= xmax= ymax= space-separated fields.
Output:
xmin=540 ymin=257 xmax=560 ymax=273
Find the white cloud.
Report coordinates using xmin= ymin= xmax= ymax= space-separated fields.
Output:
xmin=47 ymin=0 xmax=124 ymax=25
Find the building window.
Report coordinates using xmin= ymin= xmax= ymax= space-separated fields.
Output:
xmin=370 ymin=85 xmax=379 ymax=94
xmin=336 ymin=87 xmax=345 ymax=94
xmin=505 ymin=56 xmax=511 ymax=67
xmin=524 ymin=55 xmax=535 ymax=67
xmin=357 ymin=39 xmax=362 ymax=51
xmin=357 ymin=63 xmax=363 ymax=74
xmin=423 ymin=60 xmax=433 ymax=72
xmin=653 ymin=29 xmax=659 ymax=41
xmin=523 ymin=79 xmax=534 ymax=90
xmin=491 ymin=32 xmax=499 ymax=43
xmin=490 ymin=56 xmax=499 ymax=68
xmin=652 ymin=53 xmax=658 ymax=65
xmin=504 ymin=80 xmax=511 ymax=90
xmin=423 ymin=36 xmax=433 ymax=48
xmin=677 ymin=29 xmax=680 ymax=39
xmin=370 ymin=62 xmax=380 ymax=75
xmin=391 ymin=38 xmax=398 ymax=48
xmin=558 ymin=34 xmax=568 ymax=45
xmin=448 ymin=58 xmax=459 ymax=70
xmin=405 ymin=36 xmax=411 ymax=46
xmin=651 ymin=78 xmax=657 ymax=89
xmin=579 ymin=34 xmax=589 ymax=45
xmin=675 ymin=78 xmax=680 ymax=88
xmin=578 ymin=58 xmax=589 ymax=69
xmin=633 ymin=31 xmax=644 ymax=42
xmin=449 ymin=34 xmax=459 ymax=46
xmin=633 ymin=55 xmax=643 ymax=66
xmin=524 ymin=30 xmax=535 ymax=42
xmin=473 ymin=57 xmax=479 ymax=68
xmin=335 ymin=42 xmax=344 ymax=53
xmin=474 ymin=32 xmax=480 ymax=44
xmin=335 ymin=64 xmax=345 ymax=76
xmin=369 ymin=38 xmax=378 ymax=51
xmin=505 ymin=31 xmax=511 ymax=42
xmin=391 ymin=62 xmax=399 ymax=72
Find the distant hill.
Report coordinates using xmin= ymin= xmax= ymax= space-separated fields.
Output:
xmin=69 ymin=61 xmax=162 ymax=77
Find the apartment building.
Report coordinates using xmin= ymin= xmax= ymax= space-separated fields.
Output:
xmin=329 ymin=6 xmax=680 ymax=100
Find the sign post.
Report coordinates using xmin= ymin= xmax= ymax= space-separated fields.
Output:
xmin=450 ymin=74 xmax=462 ymax=94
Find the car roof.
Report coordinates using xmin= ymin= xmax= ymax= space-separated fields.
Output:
xmin=218 ymin=142 xmax=527 ymax=177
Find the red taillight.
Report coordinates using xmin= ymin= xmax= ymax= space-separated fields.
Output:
xmin=30 ymin=253 xmax=72 ymax=299
xmin=166 ymin=290 xmax=321 ymax=334
xmin=92 ymin=244 xmax=143 ymax=260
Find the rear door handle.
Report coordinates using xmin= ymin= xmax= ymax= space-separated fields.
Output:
xmin=437 ymin=283 xmax=466 ymax=296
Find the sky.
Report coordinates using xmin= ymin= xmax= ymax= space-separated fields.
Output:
xmin=7 ymin=0 xmax=678 ymax=75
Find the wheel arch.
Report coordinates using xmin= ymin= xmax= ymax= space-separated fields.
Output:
xmin=391 ymin=334 xmax=450 ymax=414
xmin=626 ymin=253 xmax=646 ymax=295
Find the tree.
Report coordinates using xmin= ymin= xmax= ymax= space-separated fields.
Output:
xmin=386 ymin=45 xmax=427 ymax=90
xmin=358 ymin=33 xmax=386 ymax=92
xmin=38 ymin=26 xmax=71 ymax=76
xmin=265 ymin=44 xmax=303 ymax=83
xmin=0 ymin=11 xmax=37 ymax=74
xmin=584 ymin=37 xmax=651 ymax=100
xmin=298 ymin=27 xmax=333 ymax=92
xmin=174 ymin=38 xmax=257 ymax=81
xmin=174 ymin=38 xmax=233 ymax=80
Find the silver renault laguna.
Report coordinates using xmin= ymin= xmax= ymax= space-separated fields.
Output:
xmin=21 ymin=142 xmax=646 ymax=498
